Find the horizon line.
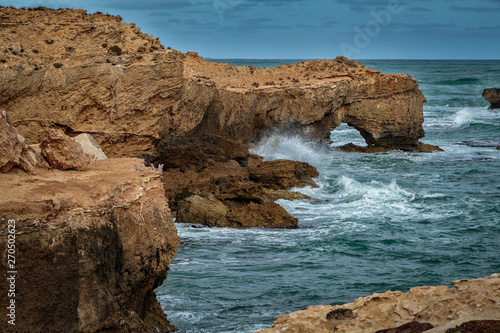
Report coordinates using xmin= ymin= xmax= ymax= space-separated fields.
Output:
xmin=204 ymin=58 xmax=500 ymax=61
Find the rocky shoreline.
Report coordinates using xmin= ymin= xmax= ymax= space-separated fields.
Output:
xmin=258 ymin=274 xmax=500 ymax=333
xmin=0 ymin=6 xmax=495 ymax=333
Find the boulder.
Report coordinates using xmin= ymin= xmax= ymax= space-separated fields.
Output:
xmin=73 ymin=133 xmax=107 ymax=160
xmin=40 ymin=129 xmax=92 ymax=171
xmin=177 ymin=194 xmax=229 ymax=227
xmin=0 ymin=109 xmax=41 ymax=174
xmin=482 ymin=88 xmax=500 ymax=109
xmin=176 ymin=193 xmax=299 ymax=229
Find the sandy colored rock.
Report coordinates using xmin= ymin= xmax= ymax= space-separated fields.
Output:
xmin=0 ymin=109 xmax=41 ymax=174
xmin=0 ymin=158 xmax=180 ymax=332
xmin=258 ymin=274 xmax=500 ymax=333
xmin=40 ymin=128 xmax=92 ymax=170
xmin=73 ymin=133 xmax=107 ymax=160
xmin=0 ymin=7 xmax=438 ymax=157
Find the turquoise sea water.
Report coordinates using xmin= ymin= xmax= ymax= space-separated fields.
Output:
xmin=157 ymin=60 xmax=500 ymax=332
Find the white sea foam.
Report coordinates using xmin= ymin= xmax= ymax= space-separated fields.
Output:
xmin=250 ymin=134 xmax=328 ymax=166
xmin=452 ymin=108 xmax=474 ymax=127
xmin=334 ymin=176 xmax=415 ymax=202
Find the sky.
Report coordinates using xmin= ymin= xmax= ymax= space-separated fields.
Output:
xmin=3 ymin=0 xmax=500 ymax=59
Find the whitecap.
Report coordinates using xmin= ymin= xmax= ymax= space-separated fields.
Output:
xmin=452 ymin=108 xmax=474 ymax=127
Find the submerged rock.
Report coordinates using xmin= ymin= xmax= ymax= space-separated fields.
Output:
xmin=482 ymin=88 xmax=500 ymax=109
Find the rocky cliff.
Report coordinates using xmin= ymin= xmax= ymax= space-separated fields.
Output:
xmin=258 ymin=274 xmax=500 ymax=333
xmin=0 ymin=157 xmax=180 ymax=332
xmin=0 ymin=7 xmax=438 ymax=156
xmin=145 ymin=135 xmax=318 ymax=228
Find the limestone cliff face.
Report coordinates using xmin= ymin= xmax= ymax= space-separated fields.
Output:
xmin=0 ymin=7 xmax=437 ymax=157
xmin=258 ymin=274 xmax=500 ymax=333
xmin=0 ymin=158 xmax=180 ymax=332
xmin=0 ymin=7 xmax=184 ymax=157
xmin=178 ymin=55 xmax=430 ymax=151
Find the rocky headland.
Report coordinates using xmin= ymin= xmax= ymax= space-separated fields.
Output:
xmin=0 ymin=6 xmax=439 ymax=155
xmin=0 ymin=5 xmax=440 ymax=226
xmin=1 ymin=6 xmax=482 ymax=333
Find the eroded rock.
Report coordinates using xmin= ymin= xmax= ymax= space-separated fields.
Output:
xmin=0 ymin=109 xmax=42 ymax=174
xmin=0 ymin=158 xmax=180 ymax=332
xmin=482 ymin=88 xmax=500 ymax=109
xmin=0 ymin=7 xmax=438 ymax=156
xmin=40 ymin=129 xmax=92 ymax=171
xmin=152 ymin=135 xmax=318 ymax=228
xmin=73 ymin=133 xmax=107 ymax=160
xmin=248 ymin=159 xmax=319 ymax=190
xmin=258 ymin=274 xmax=500 ymax=333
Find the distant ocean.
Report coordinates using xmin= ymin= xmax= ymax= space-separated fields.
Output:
xmin=156 ymin=59 xmax=500 ymax=333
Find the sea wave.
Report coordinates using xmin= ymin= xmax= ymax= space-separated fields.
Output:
xmin=432 ymin=77 xmax=481 ymax=85
xmin=250 ymin=134 xmax=327 ymax=166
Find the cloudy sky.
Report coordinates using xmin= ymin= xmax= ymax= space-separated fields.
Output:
xmin=4 ymin=0 xmax=500 ymax=59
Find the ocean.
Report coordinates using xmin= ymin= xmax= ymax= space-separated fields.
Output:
xmin=156 ymin=59 xmax=500 ymax=332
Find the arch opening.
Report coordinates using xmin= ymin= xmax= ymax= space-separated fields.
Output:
xmin=330 ymin=123 xmax=369 ymax=148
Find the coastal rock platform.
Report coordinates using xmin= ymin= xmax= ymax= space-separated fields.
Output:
xmin=258 ymin=274 xmax=500 ymax=333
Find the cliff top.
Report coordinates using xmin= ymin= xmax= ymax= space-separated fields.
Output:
xmin=0 ymin=157 xmax=160 ymax=213
xmin=0 ymin=6 xmax=383 ymax=90
xmin=0 ymin=6 xmax=172 ymax=69
xmin=185 ymin=52 xmax=381 ymax=92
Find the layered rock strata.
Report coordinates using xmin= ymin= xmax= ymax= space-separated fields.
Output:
xmin=0 ymin=109 xmax=45 ymax=174
xmin=258 ymin=274 xmax=500 ymax=333
xmin=0 ymin=7 xmax=438 ymax=157
xmin=0 ymin=158 xmax=180 ymax=332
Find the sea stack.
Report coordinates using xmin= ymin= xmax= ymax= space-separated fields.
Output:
xmin=482 ymin=88 xmax=500 ymax=109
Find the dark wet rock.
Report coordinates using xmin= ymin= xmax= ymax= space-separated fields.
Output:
xmin=146 ymin=134 xmax=249 ymax=172
xmin=376 ymin=321 xmax=434 ymax=333
xmin=459 ymin=140 xmax=500 ymax=148
xmin=326 ymin=308 xmax=357 ymax=320
xmin=482 ymin=88 xmax=500 ymax=109
xmin=445 ymin=320 xmax=500 ymax=333
xmin=154 ymin=135 xmax=317 ymax=228
xmin=338 ymin=142 xmax=442 ymax=153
